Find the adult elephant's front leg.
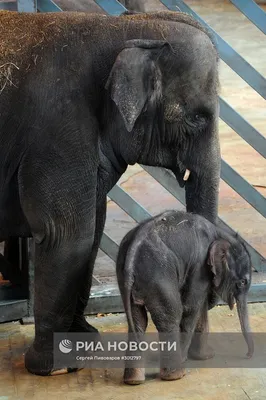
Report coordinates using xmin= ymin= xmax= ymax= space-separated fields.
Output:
xmin=19 ymin=150 xmax=98 ymax=375
xmin=69 ymin=200 xmax=107 ymax=334
xmin=25 ymin=230 xmax=95 ymax=375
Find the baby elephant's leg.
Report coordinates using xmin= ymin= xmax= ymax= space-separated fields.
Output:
xmin=124 ymin=304 xmax=148 ymax=385
xmin=180 ymin=307 xmax=202 ymax=362
xmin=147 ymin=289 xmax=185 ymax=381
xmin=188 ymin=306 xmax=215 ymax=360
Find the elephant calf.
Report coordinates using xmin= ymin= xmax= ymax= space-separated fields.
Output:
xmin=116 ymin=210 xmax=254 ymax=384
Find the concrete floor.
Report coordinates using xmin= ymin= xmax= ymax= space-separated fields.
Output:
xmin=0 ymin=303 xmax=266 ymax=400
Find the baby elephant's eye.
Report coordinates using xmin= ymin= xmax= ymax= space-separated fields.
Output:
xmin=237 ymin=279 xmax=247 ymax=288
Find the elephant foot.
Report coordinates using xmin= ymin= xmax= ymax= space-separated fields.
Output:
xmin=124 ymin=368 xmax=145 ymax=385
xmin=25 ymin=343 xmax=81 ymax=376
xmin=160 ymin=367 xmax=186 ymax=381
xmin=69 ymin=316 xmax=99 ymax=334
xmin=25 ymin=320 xmax=99 ymax=376
xmin=188 ymin=345 xmax=215 ymax=361
xmin=69 ymin=317 xmax=101 ymax=348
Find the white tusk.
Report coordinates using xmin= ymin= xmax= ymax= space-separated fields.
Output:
xmin=183 ymin=169 xmax=191 ymax=181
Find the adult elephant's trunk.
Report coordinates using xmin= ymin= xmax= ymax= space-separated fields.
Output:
xmin=184 ymin=123 xmax=221 ymax=224
xmin=236 ymin=295 xmax=254 ymax=358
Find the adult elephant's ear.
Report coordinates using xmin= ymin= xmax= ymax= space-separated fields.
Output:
xmin=105 ymin=39 xmax=167 ymax=132
xmin=207 ymin=239 xmax=230 ymax=287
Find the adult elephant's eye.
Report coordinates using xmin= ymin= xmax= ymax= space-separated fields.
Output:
xmin=237 ymin=279 xmax=247 ymax=288
xmin=193 ymin=114 xmax=205 ymax=123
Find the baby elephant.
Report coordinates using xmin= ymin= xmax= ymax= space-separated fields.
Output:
xmin=116 ymin=210 xmax=254 ymax=385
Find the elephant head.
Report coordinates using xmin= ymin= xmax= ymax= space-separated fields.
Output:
xmin=208 ymin=237 xmax=254 ymax=358
xmin=105 ymin=33 xmax=220 ymax=224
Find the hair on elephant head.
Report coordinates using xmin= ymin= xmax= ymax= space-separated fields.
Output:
xmin=208 ymin=236 xmax=253 ymax=358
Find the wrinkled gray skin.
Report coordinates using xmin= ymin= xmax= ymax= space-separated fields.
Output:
xmin=116 ymin=211 xmax=253 ymax=384
xmin=0 ymin=11 xmax=220 ymax=375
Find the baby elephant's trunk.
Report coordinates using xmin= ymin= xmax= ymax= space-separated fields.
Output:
xmin=236 ymin=294 xmax=254 ymax=358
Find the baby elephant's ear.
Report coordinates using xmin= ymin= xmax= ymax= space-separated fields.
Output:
xmin=105 ymin=40 xmax=166 ymax=132
xmin=207 ymin=239 xmax=230 ymax=287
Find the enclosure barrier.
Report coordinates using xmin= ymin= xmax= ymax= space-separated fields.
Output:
xmin=0 ymin=0 xmax=265 ymax=323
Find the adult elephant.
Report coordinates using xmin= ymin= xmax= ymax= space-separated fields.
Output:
xmin=0 ymin=10 xmax=221 ymax=375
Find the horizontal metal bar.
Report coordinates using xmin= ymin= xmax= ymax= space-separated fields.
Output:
xmin=213 ymin=283 xmax=266 ymax=305
xmin=219 ymin=98 xmax=266 ymax=159
xmin=230 ymin=0 xmax=266 ymax=35
xmin=0 ymin=283 xmax=27 ymax=301
xmin=161 ymin=0 xmax=266 ymax=100
xmin=108 ymin=185 xmax=151 ymax=223
xmin=94 ymin=0 xmax=126 ymax=15
xmin=247 ymin=283 xmax=266 ymax=303
xmin=85 ymin=284 xmax=123 ymax=315
xmin=17 ymin=0 xmax=36 ymax=12
xmin=37 ymin=0 xmax=62 ymax=12
xmin=0 ymin=282 xmax=265 ymax=323
xmin=0 ymin=2 xmax=17 ymax=10
xmin=86 ymin=283 xmax=266 ymax=315
xmin=99 ymin=233 xmax=119 ymax=261
xmin=221 ymin=160 xmax=266 ymax=218
xmin=0 ymin=300 xmax=28 ymax=323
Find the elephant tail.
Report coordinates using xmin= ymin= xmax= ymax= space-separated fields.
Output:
xmin=117 ymin=222 xmax=151 ymax=336
xmin=123 ymin=233 xmax=143 ymax=335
